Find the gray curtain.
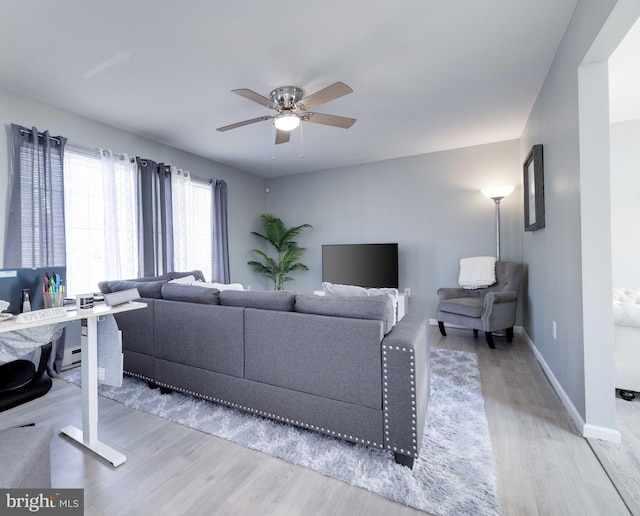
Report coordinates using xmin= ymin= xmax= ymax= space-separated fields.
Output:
xmin=5 ymin=124 xmax=67 ymax=267
xmin=211 ymin=179 xmax=230 ymax=282
xmin=136 ymin=158 xmax=174 ymax=277
xmin=4 ymin=124 xmax=67 ymax=375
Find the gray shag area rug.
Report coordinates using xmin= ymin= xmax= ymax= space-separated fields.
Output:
xmin=593 ymin=395 xmax=640 ymax=515
xmin=60 ymin=348 xmax=499 ymax=515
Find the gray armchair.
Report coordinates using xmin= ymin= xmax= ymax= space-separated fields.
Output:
xmin=437 ymin=261 xmax=523 ymax=349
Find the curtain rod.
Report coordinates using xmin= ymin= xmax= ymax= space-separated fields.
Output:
xmin=19 ymin=127 xmax=213 ymax=183
xmin=18 ymin=128 xmax=61 ymax=144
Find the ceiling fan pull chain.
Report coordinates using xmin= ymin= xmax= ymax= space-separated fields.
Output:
xmin=299 ymin=122 xmax=304 ymax=159
xmin=272 ymin=123 xmax=276 ymax=160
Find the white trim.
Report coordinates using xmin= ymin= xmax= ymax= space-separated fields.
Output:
xmin=521 ymin=329 xmax=584 ymax=433
xmin=431 ymin=320 xmax=622 ymax=442
xmin=583 ymin=423 xmax=622 ymax=443
xmin=521 ymin=329 xmax=621 ymax=443
xmin=577 ymin=0 xmax=640 ymax=449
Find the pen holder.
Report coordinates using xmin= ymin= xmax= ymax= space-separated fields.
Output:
xmin=43 ymin=292 xmax=64 ymax=309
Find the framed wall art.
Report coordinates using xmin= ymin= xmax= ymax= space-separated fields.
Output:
xmin=523 ymin=144 xmax=545 ymax=231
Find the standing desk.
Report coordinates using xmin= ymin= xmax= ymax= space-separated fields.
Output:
xmin=0 ymin=301 xmax=146 ymax=467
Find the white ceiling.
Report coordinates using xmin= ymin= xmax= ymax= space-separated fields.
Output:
xmin=0 ymin=1 xmax=583 ymax=178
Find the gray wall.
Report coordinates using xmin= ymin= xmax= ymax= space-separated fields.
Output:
xmin=0 ymin=88 xmax=267 ymax=286
xmin=519 ymin=0 xmax=618 ymax=423
xmin=265 ymin=139 xmax=523 ymax=318
xmin=611 ymin=119 xmax=640 ymax=288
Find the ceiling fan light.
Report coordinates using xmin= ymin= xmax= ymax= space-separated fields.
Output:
xmin=274 ymin=112 xmax=301 ymax=131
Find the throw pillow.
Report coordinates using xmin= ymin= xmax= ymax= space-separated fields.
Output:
xmin=295 ymin=294 xmax=395 ymax=334
xmin=193 ymin=282 xmax=244 ymax=291
xmin=169 ymin=275 xmax=196 ymax=284
xmin=219 ymin=290 xmax=296 ymax=311
xmin=103 ymin=280 xmax=166 ymax=299
xmin=321 ymin=282 xmax=399 ymax=323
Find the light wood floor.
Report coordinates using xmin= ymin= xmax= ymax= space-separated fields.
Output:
xmin=0 ymin=327 xmax=630 ymax=515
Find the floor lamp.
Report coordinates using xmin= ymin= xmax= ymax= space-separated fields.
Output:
xmin=481 ymin=185 xmax=515 ymax=261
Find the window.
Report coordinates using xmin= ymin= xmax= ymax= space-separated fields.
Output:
xmin=184 ymin=180 xmax=212 ymax=280
xmin=172 ymin=173 xmax=212 ymax=280
xmin=63 ymin=151 xmax=109 ymax=297
xmin=63 ymin=150 xmax=212 ymax=296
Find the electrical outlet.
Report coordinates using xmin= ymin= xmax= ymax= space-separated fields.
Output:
xmin=97 ymin=367 xmax=105 ymax=381
xmin=552 ymin=321 xmax=557 ymax=340
xmin=404 ymin=288 xmax=411 ymax=297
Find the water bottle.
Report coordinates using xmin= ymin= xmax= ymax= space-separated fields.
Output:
xmin=20 ymin=288 xmax=31 ymax=313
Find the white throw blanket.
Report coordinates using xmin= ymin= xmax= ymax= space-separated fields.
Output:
xmin=459 ymin=256 xmax=497 ymax=289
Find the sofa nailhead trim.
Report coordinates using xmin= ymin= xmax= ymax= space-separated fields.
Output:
xmin=380 ymin=346 xmax=419 ymax=460
xmin=124 ymin=370 xmax=385 ymax=449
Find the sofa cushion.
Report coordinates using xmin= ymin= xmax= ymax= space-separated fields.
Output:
xmin=161 ymin=283 xmax=220 ymax=305
xmin=438 ymin=297 xmax=484 ymax=318
xmin=219 ymin=290 xmax=295 ymax=311
xmin=244 ymin=308 xmax=383 ymax=409
xmin=154 ymin=300 xmax=245 ymax=378
xmin=98 ymin=271 xmax=205 ymax=293
xmin=613 ymin=288 xmax=640 ymax=328
xmin=295 ymin=294 xmax=395 ymax=334
xmin=0 ymin=426 xmax=53 ymax=488
xmin=100 ymin=280 xmax=166 ymax=298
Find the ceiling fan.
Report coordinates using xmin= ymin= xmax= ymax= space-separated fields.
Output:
xmin=216 ymin=81 xmax=356 ymax=145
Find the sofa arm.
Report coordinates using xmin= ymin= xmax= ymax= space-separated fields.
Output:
xmin=381 ymin=313 xmax=430 ymax=463
xmin=484 ymin=291 xmax=517 ymax=304
xmin=482 ymin=291 xmax=517 ymax=331
xmin=437 ymin=287 xmax=467 ymax=301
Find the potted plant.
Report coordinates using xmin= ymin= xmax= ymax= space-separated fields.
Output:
xmin=248 ymin=213 xmax=312 ymax=290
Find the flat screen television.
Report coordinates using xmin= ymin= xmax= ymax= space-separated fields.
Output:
xmin=322 ymin=243 xmax=398 ymax=288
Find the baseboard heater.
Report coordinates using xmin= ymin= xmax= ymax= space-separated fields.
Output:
xmin=61 ymin=346 xmax=81 ymax=370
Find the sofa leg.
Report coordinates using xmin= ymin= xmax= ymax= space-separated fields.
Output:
xmin=159 ymin=387 xmax=173 ymax=395
xmin=484 ymin=332 xmax=496 ymax=349
xmin=394 ymin=453 xmax=414 ymax=469
xmin=473 ymin=329 xmax=479 ymax=336
xmin=147 ymin=381 xmax=158 ymax=390
xmin=438 ymin=321 xmax=446 ymax=336
xmin=506 ymin=327 xmax=514 ymax=342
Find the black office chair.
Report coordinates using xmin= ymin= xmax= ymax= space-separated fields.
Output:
xmin=0 ymin=343 xmax=53 ymax=412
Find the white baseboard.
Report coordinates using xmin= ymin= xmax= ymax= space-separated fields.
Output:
xmin=431 ymin=319 xmax=621 ymax=442
xmin=520 ymin=330 xmax=585 ymax=433
xmin=583 ymin=423 xmax=622 ymax=443
xmin=520 ymin=330 xmax=621 ymax=443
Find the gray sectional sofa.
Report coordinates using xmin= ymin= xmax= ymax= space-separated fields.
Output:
xmin=99 ymin=272 xmax=431 ymax=468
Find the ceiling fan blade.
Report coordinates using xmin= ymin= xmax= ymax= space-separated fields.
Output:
xmin=296 ymin=82 xmax=353 ymax=110
xmin=232 ymin=88 xmax=279 ymax=110
xmin=275 ymin=129 xmax=291 ymax=145
xmin=303 ymin=112 xmax=356 ymax=129
xmin=216 ymin=116 xmax=272 ymax=132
